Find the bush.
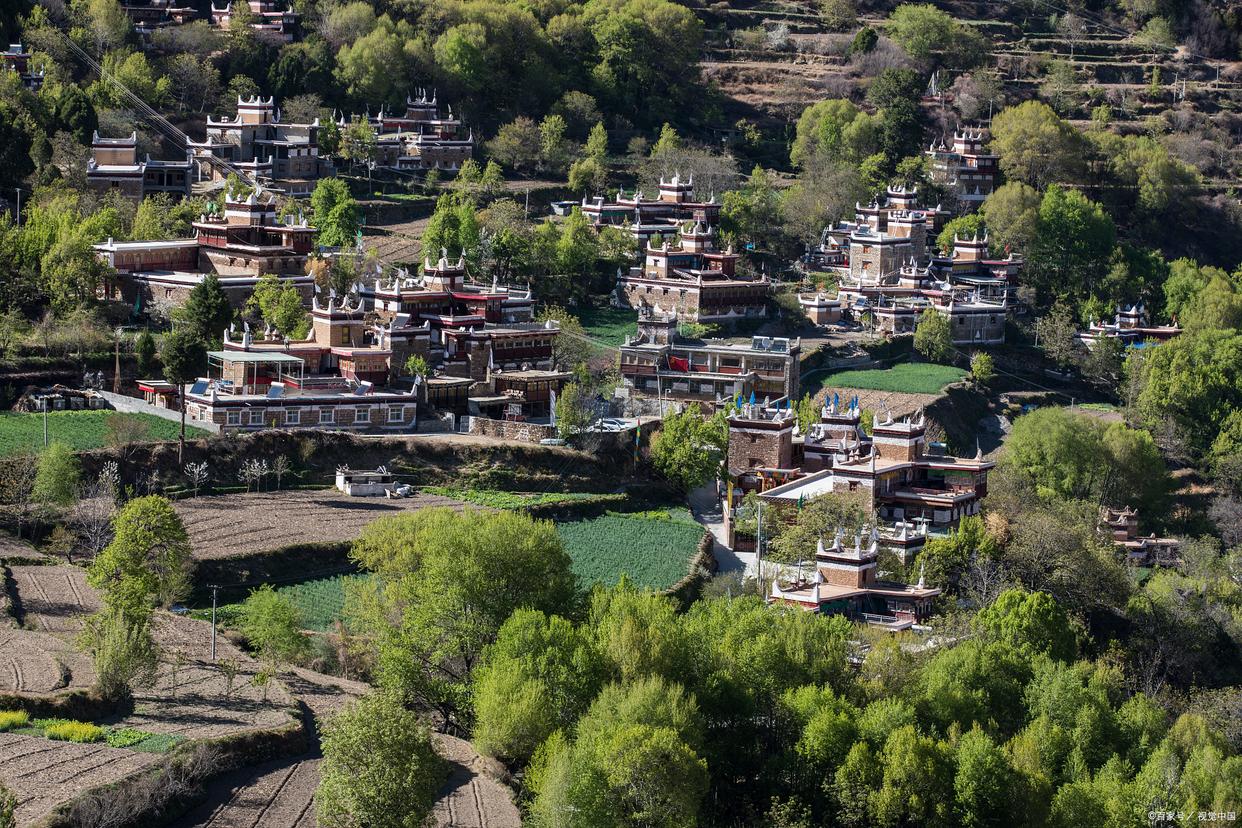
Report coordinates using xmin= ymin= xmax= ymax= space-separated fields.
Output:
xmin=0 ymin=711 xmax=29 ymax=731
xmin=42 ymin=719 xmax=107 ymax=743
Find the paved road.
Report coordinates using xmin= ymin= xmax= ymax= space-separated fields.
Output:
xmin=688 ymin=484 xmax=755 ymax=577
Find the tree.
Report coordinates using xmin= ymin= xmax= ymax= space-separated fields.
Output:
xmin=178 ymin=273 xmax=233 ymax=348
xmin=311 ymin=178 xmax=359 ymax=248
xmin=914 ymin=309 xmax=953 ymax=364
xmin=33 ymin=442 xmax=80 ymax=507
xmin=791 ymin=99 xmax=877 ymax=167
xmin=555 ymin=381 xmax=595 ymax=440
xmin=1000 ymin=407 xmax=1169 ymax=517
xmin=333 ymin=16 xmax=415 ymax=106
xmin=1026 ymin=187 xmax=1116 ymax=306
xmin=160 ymin=329 xmax=206 ymax=462
xmin=472 ymin=608 xmax=604 ymax=764
xmin=871 ymin=725 xmax=956 ymax=827
xmin=240 ymin=584 xmax=310 ymax=668
xmin=88 ymin=495 xmax=192 ymax=617
xmin=80 ymin=606 xmax=159 ymax=701
xmin=886 ymin=3 xmax=987 ymax=66
xmin=974 ymin=588 xmax=1076 ymax=661
xmin=184 ymin=461 xmax=209 ymax=497
xmin=980 ymin=183 xmax=1039 ymax=256
xmin=1034 ymin=303 xmax=1079 ymax=369
xmin=487 ymin=116 xmax=542 ymax=171
xmin=970 ymin=352 xmax=995 ymax=386
xmin=248 ymin=273 xmax=309 ymax=338
xmin=317 ymin=693 xmax=446 ymax=828
xmin=347 ymin=508 xmax=575 ymax=725
xmin=954 ymin=727 xmax=1018 ymax=828
xmin=820 ymin=0 xmax=857 ymax=30
xmin=568 ymin=157 xmax=608 ymax=195
xmin=1136 ymin=328 xmax=1242 ymax=456
xmin=768 ymin=492 xmax=872 ymax=566
xmin=649 ymin=408 xmax=728 ymax=493
xmin=990 ymin=101 xmax=1083 ymax=189
xmin=135 ymin=328 xmax=156 ymax=376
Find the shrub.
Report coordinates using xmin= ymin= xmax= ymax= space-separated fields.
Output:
xmin=0 ymin=711 xmax=29 ymax=731
xmin=43 ymin=720 xmax=106 ymax=743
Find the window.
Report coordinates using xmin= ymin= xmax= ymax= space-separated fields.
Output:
xmin=285 ymin=409 xmax=300 ymax=425
xmin=388 ymin=406 xmax=404 ymax=423
xmin=319 ymin=408 xmax=334 ymax=424
xmin=355 ymin=408 xmax=370 ymax=424
xmin=249 ymin=410 xmax=264 ymax=426
xmin=226 ymin=411 xmax=240 ymax=426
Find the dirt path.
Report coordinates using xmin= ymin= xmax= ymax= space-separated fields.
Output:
xmin=174 ymin=490 xmax=471 ymax=560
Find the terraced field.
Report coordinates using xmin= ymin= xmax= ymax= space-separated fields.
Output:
xmin=0 ymin=733 xmax=160 ymax=825
xmin=0 ymin=566 xmax=98 ymax=694
xmin=174 ymin=489 xmax=471 ymax=559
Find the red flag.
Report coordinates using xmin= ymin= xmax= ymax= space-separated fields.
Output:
xmin=668 ymin=355 xmax=690 ymax=372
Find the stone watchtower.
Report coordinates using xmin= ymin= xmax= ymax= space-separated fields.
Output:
xmin=636 ymin=308 xmax=679 ymax=345
xmin=726 ymin=404 xmax=796 ymax=476
xmin=815 ymin=529 xmax=880 ymax=589
xmin=871 ymin=409 xmax=927 ymax=462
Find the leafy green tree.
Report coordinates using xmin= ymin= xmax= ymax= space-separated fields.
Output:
xmin=347 ymin=508 xmax=575 ymax=724
xmin=937 ymin=213 xmax=987 ymax=256
xmin=317 ymin=692 xmax=446 ymax=828
xmin=585 ymin=121 xmax=609 ymax=160
xmin=159 ymin=329 xmax=206 ymax=461
xmin=974 ymin=589 xmax=1076 ymax=661
xmin=472 ymin=609 xmax=605 ymax=763
xmin=820 ymin=0 xmax=857 ymax=30
xmin=1033 ymin=303 xmax=1079 ymax=368
xmin=568 ymin=157 xmax=608 ymax=194
xmin=1001 ymin=407 xmax=1169 ymax=516
xmin=529 ymin=678 xmax=709 ymax=828
xmin=33 ymin=441 xmax=80 ymax=507
xmin=954 ymin=727 xmax=1018 ymax=828
xmin=721 ymin=165 xmax=783 ymax=252
xmin=178 ymin=273 xmax=233 ymax=347
xmin=333 ymin=15 xmax=415 ymax=106
xmin=487 ymin=116 xmax=542 ymax=171
xmin=1026 ymin=186 xmax=1116 ymax=306
xmin=81 ymin=606 xmax=159 ymax=700
xmin=239 ymin=584 xmax=311 ymax=668
xmin=588 ymin=583 xmax=686 ymax=684
xmin=768 ymin=492 xmax=872 ymax=565
xmin=919 ymin=641 xmax=1032 ymax=736
xmin=886 ymin=3 xmax=987 ymax=66
xmin=990 ymin=101 xmax=1083 ymax=189
xmin=135 ymin=328 xmax=156 ymax=376
xmin=88 ymin=495 xmax=192 ymax=616
xmin=649 ymin=407 xmax=728 ymax=492
xmin=791 ymin=99 xmax=877 ymax=167
xmin=872 ymin=724 xmax=956 ymax=827
xmin=1136 ymin=328 xmax=1242 ymax=456
xmin=914 ymin=309 xmax=953 ymax=364
xmin=795 ymin=393 xmax=819 ymax=433
xmin=833 ymin=741 xmax=883 ymax=826
xmin=248 ymin=273 xmax=309 ymax=338
xmin=311 ymin=178 xmax=359 ymax=248
xmin=969 ymin=352 xmax=995 ymax=386
xmin=980 ymin=182 xmax=1040 ymax=255
xmin=0 ymin=780 xmax=14 ymax=828
xmin=554 ymin=380 xmax=595 ymax=439
xmin=916 ymin=515 xmax=1000 ymax=595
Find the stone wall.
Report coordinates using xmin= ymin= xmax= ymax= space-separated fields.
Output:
xmin=466 ymin=416 xmax=557 ymax=443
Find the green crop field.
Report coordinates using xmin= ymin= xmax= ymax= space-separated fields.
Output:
xmin=557 ymin=508 xmax=705 ymax=590
xmin=196 ymin=573 xmax=371 ymax=633
xmin=817 ymin=363 xmax=968 ymax=395
xmin=578 ymin=305 xmax=638 ymax=347
xmin=421 ymin=486 xmax=615 ymax=510
xmin=0 ymin=411 xmax=209 ymax=458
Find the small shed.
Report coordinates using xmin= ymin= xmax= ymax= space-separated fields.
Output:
xmin=335 ymin=465 xmax=395 ymax=497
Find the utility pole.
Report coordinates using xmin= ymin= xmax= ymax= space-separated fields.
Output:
xmin=209 ymin=584 xmax=219 ymax=660
xmin=41 ymin=398 xmax=48 ymax=447
xmin=13 ymin=188 xmax=19 ymax=228
xmin=755 ymin=498 xmax=763 ymax=591
xmin=113 ymin=328 xmax=122 ymax=393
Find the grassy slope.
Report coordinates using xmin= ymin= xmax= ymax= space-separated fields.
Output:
xmin=0 ymin=411 xmax=209 ymax=457
xmin=577 ymin=306 xmax=638 ymax=347
xmin=817 ymin=363 xmax=967 ymax=395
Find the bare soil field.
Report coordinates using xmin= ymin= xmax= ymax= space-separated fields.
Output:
xmin=174 ymin=490 xmax=470 ymax=560
xmin=1 ymin=565 xmax=98 ymax=693
xmin=0 ymin=733 xmax=160 ymax=826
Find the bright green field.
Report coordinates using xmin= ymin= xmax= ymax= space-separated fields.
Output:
xmin=193 ymin=573 xmax=371 ymax=633
xmin=0 ymin=411 xmax=209 ymax=458
xmin=577 ymin=306 xmax=638 ymax=347
xmin=818 ymin=363 xmax=968 ymax=395
xmin=422 ymin=486 xmax=613 ymax=510
xmin=557 ymin=508 xmax=705 ymax=590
